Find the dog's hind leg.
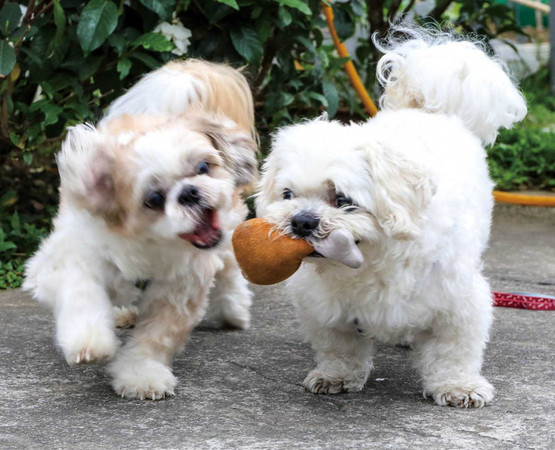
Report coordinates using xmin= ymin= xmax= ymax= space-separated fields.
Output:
xmin=209 ymin=248 xmax=252 ymax=330
xmin=413 ymin=274 xmax=494 ymax=408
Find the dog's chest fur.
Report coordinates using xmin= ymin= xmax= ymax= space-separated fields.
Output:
xmin=290 ymin=242 xmax=439 ymax=344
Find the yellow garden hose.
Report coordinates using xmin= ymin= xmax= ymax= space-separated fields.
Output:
xmin=492 ymin=191 xmax=555 ymax=206
xmin=321 ymin=3 xmax=554 ymax=206
xmin=322 ymin=4 xmax=378 ymax=117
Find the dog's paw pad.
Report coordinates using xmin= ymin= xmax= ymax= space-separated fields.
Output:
xmin=304 ymin=371 xmax=344 ymax=395
xmin=115 ymin=384 xmax=176 ymax=401
xmin=109 ymin=358 xmax=177 ymax=400
xmin=113 ymin=306 xmax=138 ymax=329
xmin=61 ymin=326 xmax=118 ymax=366
xmin=429 ymin=382 xmax=494 ymax=408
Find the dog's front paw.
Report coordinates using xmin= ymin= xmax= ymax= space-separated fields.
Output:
xmin=304 ymin=370 xmax=346 ymax=395
xmin=426 ymin=378 xmax=494 ymax=408
xmin=107 ymin=357 xmax=177 ymax=400
xmin=58 ymin=324 xmax=118 ymax=366
xmin=304 ymin=369 xmax=368 ymax=395
xmin=113 ymin=305 xmax=138 ymax=329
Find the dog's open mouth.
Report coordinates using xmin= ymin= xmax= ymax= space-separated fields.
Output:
xmin=178 ymin=208 xmax=222 ymax=249
xmin=308 ymin=251 xmax=324 ymax=258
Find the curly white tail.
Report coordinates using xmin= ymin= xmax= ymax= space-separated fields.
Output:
xmin=375 ymin=25 xmax=527 ymax=146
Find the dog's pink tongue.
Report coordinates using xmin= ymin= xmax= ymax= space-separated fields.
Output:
xmin=179 ymin=209 xmax=222 ymax=247
xmin=310 ymin=230 xmax=363 ymax=269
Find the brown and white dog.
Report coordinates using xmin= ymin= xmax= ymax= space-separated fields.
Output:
xmin=24 ymin=60 xmax=258 ymax=399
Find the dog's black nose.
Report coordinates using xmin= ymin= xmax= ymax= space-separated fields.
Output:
xmin=291 ymin=212 xmax=320 ymax=237
xmin=178 ymin=185 xmax=201 ymax=205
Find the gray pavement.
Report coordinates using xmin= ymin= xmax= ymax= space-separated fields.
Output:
xmin=1 ymin=204 xmax=554 ymax=449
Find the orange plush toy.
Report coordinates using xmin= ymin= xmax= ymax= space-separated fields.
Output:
xmin=232 ymin=218 xmax=314 ymax=285
xmin=232 ymin=218 xmax=364 ymax=285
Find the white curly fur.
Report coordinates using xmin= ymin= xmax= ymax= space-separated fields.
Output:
xmin=375 ymin=24 xmax=526 ymax=146
xmin=24 ymin=61 xmax=256 ymax=400
xmin=255 ymin=26 xmax=526 ymax=407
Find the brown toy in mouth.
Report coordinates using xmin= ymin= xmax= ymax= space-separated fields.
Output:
xmin=232 ymin=218 xmax=314 ymax=285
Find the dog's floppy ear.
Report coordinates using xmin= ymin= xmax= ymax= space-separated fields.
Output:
xmin=362 ymin=141 xmax=436 ymax=239
xmin=57 ymin=124 xmax=122 ymax=223
xmin=195 ymin=115 xmax=258 ymax=187
xmin=254 ymin=149 xmax=280 ymax=217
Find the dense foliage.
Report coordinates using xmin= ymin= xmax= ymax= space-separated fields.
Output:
xmin=0 ymin=0 xmax=550 ymax=288
xmin=489 ymin=69 xmax=555 ymax=192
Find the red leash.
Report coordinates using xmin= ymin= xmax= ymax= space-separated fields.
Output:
xmin=493 ymin=291 xmax=555 ymax=310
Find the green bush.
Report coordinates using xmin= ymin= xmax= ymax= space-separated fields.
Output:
xmin=489 ymin=69 xmax=555 ymax=192
xmin=1 ymin=0 xmax=357 ymax=289
xmin=1 ymin=0 xmax=378 ymax=159
xmin=0 ymin=0 xmax=543 ymax=289
xmin=0 ymin=196 xmax=50 ymax=289
xmin=489 ymin=128 xmax=555 ymax=191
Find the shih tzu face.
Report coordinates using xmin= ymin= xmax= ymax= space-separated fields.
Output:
xmin=58 ymin=114 xmax=257 ymax=248
xmin=255 ymin=120 xmax=374 ymax=245
xmin=255 ymin=118 xmax=436 ymax=258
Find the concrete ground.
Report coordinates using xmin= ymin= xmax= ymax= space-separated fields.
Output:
xmin=1 ymin=204 xmax=554 ymax=449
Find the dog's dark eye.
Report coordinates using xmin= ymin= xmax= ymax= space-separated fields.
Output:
xmin=283 ymin=189 xmax=293 ymax=200
xmin=335 ymin=195 xmax=353 ymax=209
xmin=144 ymin=190 xmax=166 ymax=210
xmin=197 ymin=161 xmax=209 ymax=175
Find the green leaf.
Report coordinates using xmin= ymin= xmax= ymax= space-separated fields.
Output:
xmin=40 ymin=103 xmax=63 ymax=126
xmin=277 ymin=7 xmax=292 ymax=27
xmin=255 ymin=16 xmax=271 ymax=43
xmin=0 ymin=241 xmax=17 ymax=252
xmin=306 ymin=91 xmax=328 ymax=107
xmin=0 ymin=40 xmax=16 ymax=76
xmin=0 ymin=2 xmax=21 ymax=37
xmin=215 ymin=0 xmax=239 ymax=10
xmin=133 ymin=32 xmax=174 ymax=52
xmin=77 ymin=0 xmax=119 ymax=53
xmin=10 ymin=212 xmax=20 ymax=232
xmin=0 ymin=189 xmax=17 ymax=206
xmin=322 ymin=80 xmax=338 ymax=118
xmin=295 ymin=36 xmax=316 ymax=56
xmin=78 ymin=56 xmax=102 ymax=80
xmin=276 ymin=0 xmax=312 ymax=15
xmin=333 ymin=6 xmax=354 ymax=41
xmin=9 ymin=132 xmax=20 ymax=147
xmin=264 ymin=91 xmax=294 ymax=113
xmin=139 ymin=0 xmax=175 ymax=21
xmin=108 ymin=33 xmax=127 ymax=54
xmin=8 ymin=26 xmax=26 ymax=43
xmin=23 ymin=152 xmax=33 ymax=165
xmin=130 ymin=50 xmax=161 ymax=69
xmin=230 ymin=26 xmax=263 ymax=64
xmin=117 ymin=57 xmax=132 ymax=79
xmin=49 ymin=0 xmax=66 ymax=55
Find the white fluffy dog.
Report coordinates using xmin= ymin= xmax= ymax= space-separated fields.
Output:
xmin=255 ymin=28 xmax=526 ymax=407
xmin=24 ymin=60 xmax=257 ymax=399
